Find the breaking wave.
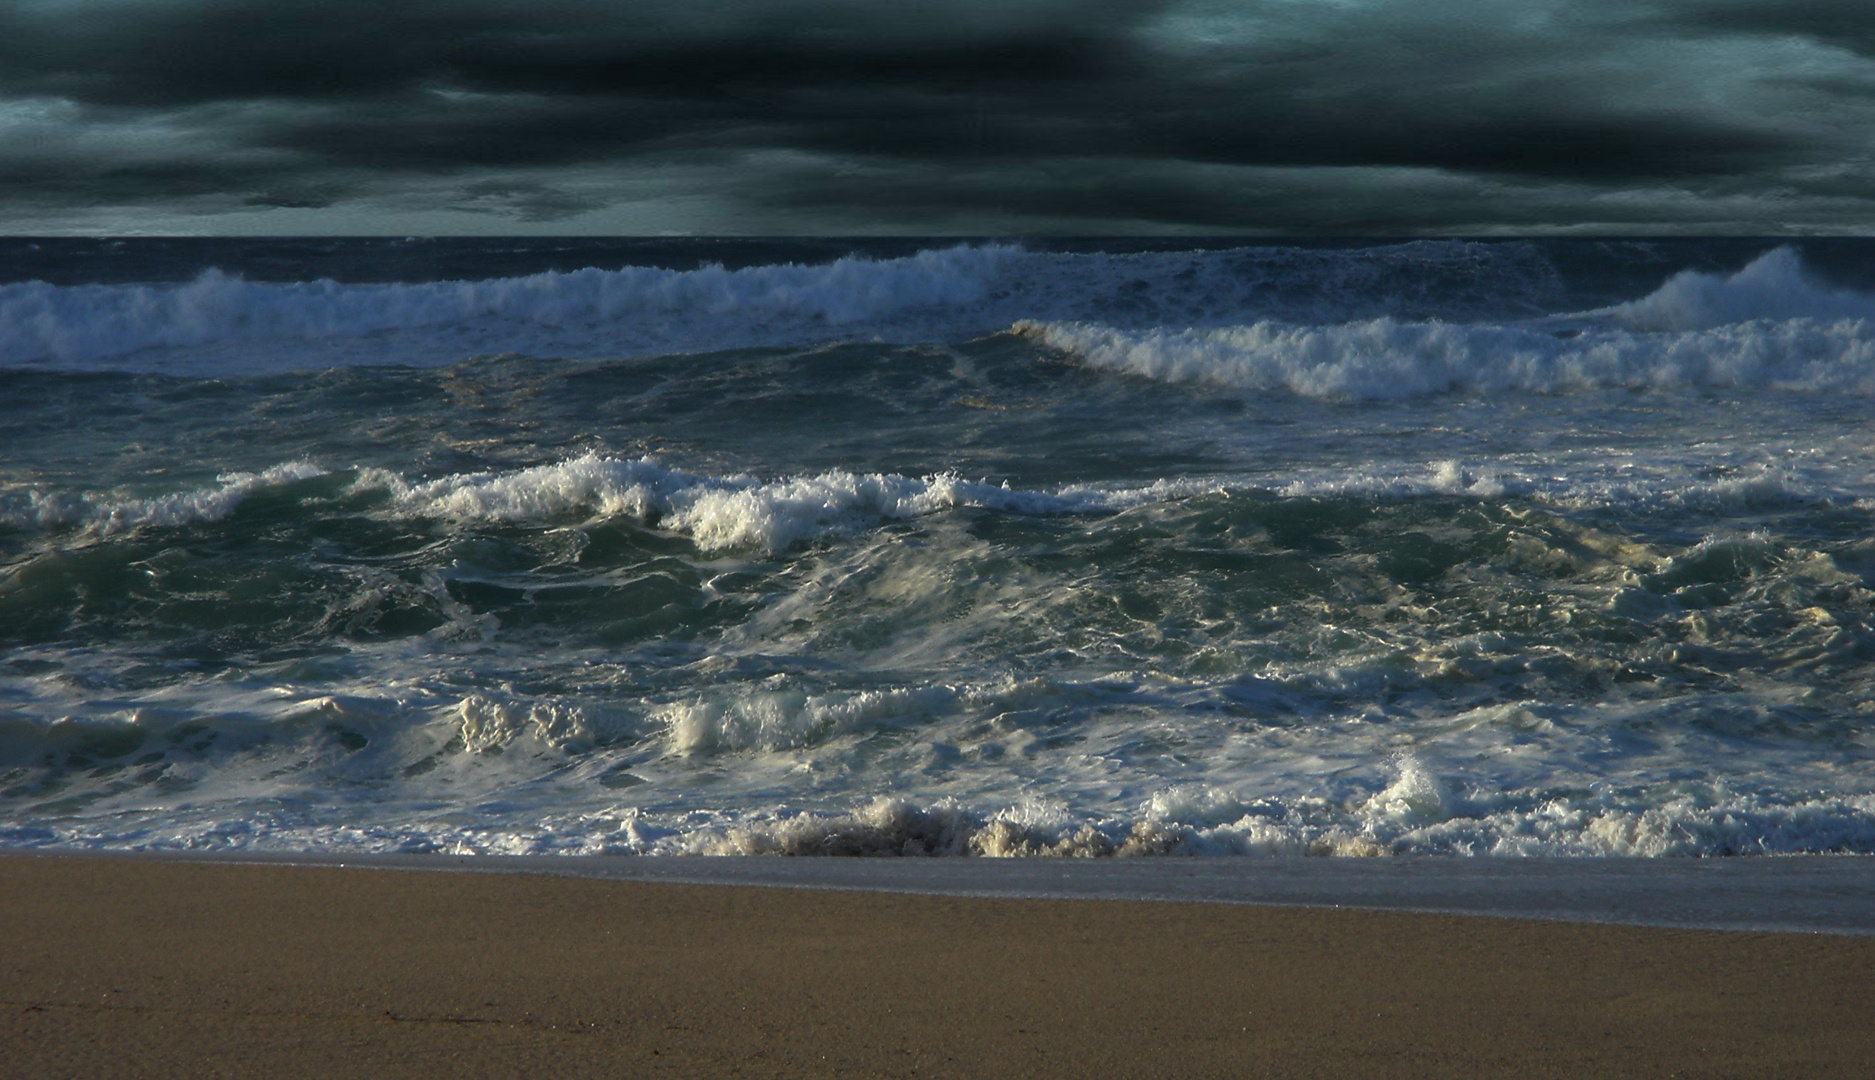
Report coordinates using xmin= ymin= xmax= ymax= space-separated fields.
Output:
xmin=11 ymin=237 xmax=1875 ymax=866
xmin=9 ymin=775 xmax=1874 ymax=859
xmin=0 ymin=246 xmax=1021 ymax=368
xmin=0 ymin=240 xmax=1565 ymax=372
xmin=3 ymin=451 xmax=1859 ymax=551
xmin=369 ymin=455 xmax=1131 ymax=552
xmin=3 ymin=453 xmax=1153 ymax=551
xmin=1019 ymin=316 xmax=1875 ymax=399
xmin=1606 ymin=245 xmax=1875 ymax=331
xmin=689 ymin=785 xmax=1875 ymax=859
xmin=1020 ymin=248 xmax=1875 ymax=399
xmin=0 ymin=462 xmax=331 ymax=536
xmin=690 ymin=780 xmax=1875 ymax=859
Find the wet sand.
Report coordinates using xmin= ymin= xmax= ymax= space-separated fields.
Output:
xmin=4 ymin=853 xmax=1872 ymax=1079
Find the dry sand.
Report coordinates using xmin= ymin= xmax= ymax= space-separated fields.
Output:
xmin=4 ymin=853 xmax=1872 ymax=1079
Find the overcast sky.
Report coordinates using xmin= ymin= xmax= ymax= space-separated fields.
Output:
xmin=4 ymin=0 xmax=1875 ymax=234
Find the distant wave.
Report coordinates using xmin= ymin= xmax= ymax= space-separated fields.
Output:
xmin=1605 ymin=245 xmax=1875 ymax=331
xmin=0 ymin=246 xmax=1021 ymax=368
xmin=0 ymin=240 xmax=1562 ymax=372
xmin=9 ymin=242 xmax=1863 ymax=385
xmin=1020 ymin=248 xmax=1875 ymax=399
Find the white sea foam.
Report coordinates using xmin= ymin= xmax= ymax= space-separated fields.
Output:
xmin=658 ymin=687 xmax=948 ymax=753
xmin=1265 ymin=459 xmax=1852 ymax=514
xmin=0 ymin=246 xmax=1023 ymax=369
xmin=1016 ymin=249 xmax=1875 ymax=399
xmin=20 ymin=784 xmax=1871 ymax=858
xmin=5 ymin=650 xmax=1874 ymax=859
xmin=1605 ymin=246 xmax=1875 ymax=331
xmin=0 ymin=461 xmax=328 ymax=535
xmin=385 ymin=453 xmax=1721 ymax=554
xmin=5 ymin=450 xmax=1859 ymax=549
xmin=456 ymin=694 xmax=618 ymax=754
xmin=1 ymin=454 xmax=1114 ymax=547
xmin=0 ymin=240 xmax=1562 ymax=372
xmin=1017 ymin=314 xmax=1875 ymax=399
xmin=8 ymin=244 xmax=1866 ymax=390
xmin=11 ymin=242 xmax=1875 ymax=866
xmin=654 ymin=678 xmax=1054 ymax=754
xmin=671 ymin=775 xmax=1875 ymax=859
xmin=370 ymin=453 xmax=1114 ymax=551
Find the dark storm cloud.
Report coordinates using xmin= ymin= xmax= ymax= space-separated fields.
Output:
xmin=2 ymin=0 xmax=1872 ymax=231
xmin=1671 ymin=0 xmax=1875 ymax=57
xmin=0 ymin=0 xmax=1143 ymax=105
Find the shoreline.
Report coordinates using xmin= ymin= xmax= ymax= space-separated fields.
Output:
xmin=12 ymin=847 xmax=1875 ymax=935
xmin=6 ymin=851 xmax=1874 ymax=1078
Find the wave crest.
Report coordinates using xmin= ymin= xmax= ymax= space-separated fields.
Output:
xmin=0 ymin=245 xmax=1022 ymax=368
xmin=684 ymin=781 xmax=1875 ymax=859
xmin=1607 ymin=246 xmax=1875 ymax=331
xmin=374 ymin=453 xmax=1112 ymax=552
xmin=1017 ymin=315 xmax=1875 ymax=400
xmin=0 ymin=239 xmax=1566 ymax=373
xmin=0 ymin=462 xmax=329 ymax=535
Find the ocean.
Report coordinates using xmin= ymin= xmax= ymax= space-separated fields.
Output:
xmin=4 ymin=236 xmax=1875 ymax=859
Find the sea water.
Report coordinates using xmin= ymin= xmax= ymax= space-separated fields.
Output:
xmin=4 ymin=237 xmax=1875 ymax=858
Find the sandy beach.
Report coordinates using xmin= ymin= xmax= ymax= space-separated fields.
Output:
xmin=4 ymin=854 xmax=1872 ymax=1079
